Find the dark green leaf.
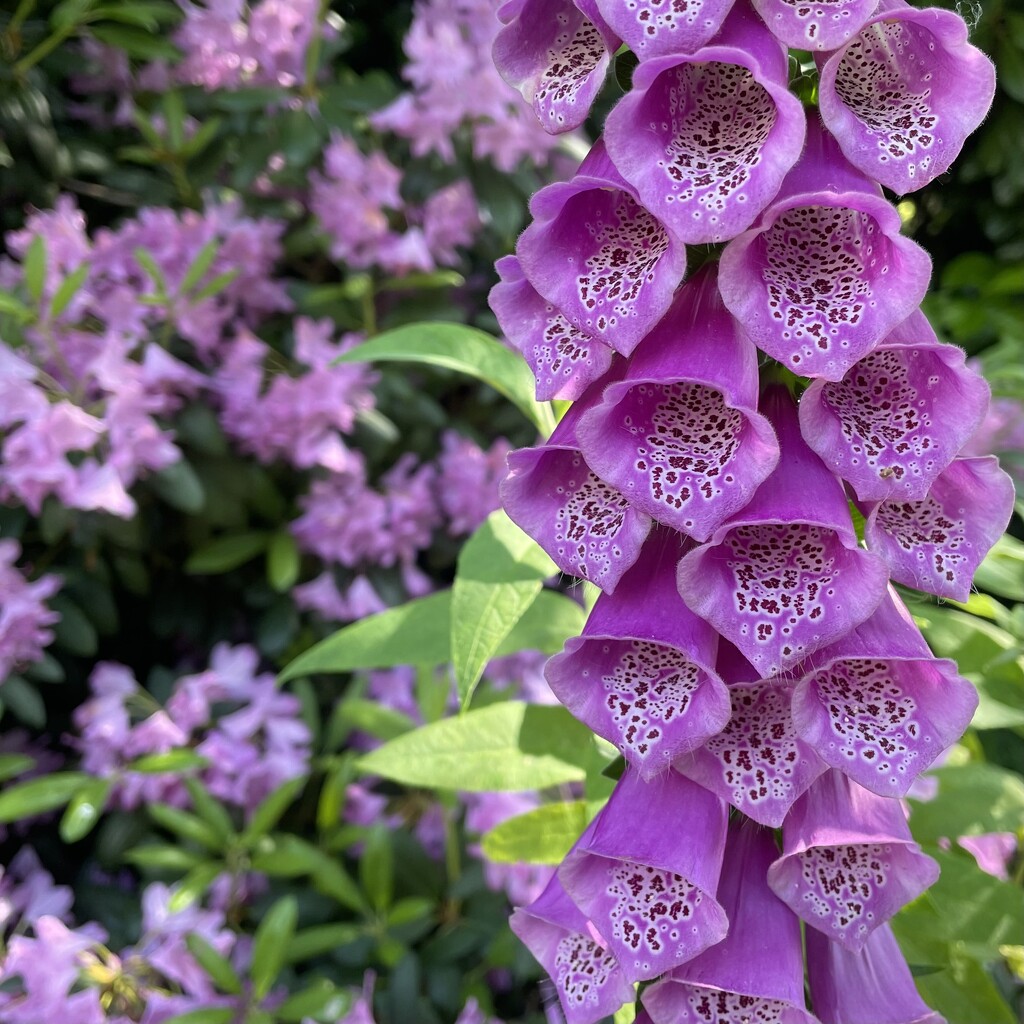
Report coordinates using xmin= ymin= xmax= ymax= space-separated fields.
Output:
xmin=240 ymin=775 xmax=307 ymax=845
xmin=185 ymin=532 xmax=270 ymax=574
xmin=59 ymin=777 xmax=111 ymax=842
xmin=49 ymin=263 xmax=89 ymax=318
xmin=909 ymin=764 xmax=1024 ymax=842
xmin=184 ymin=779 xmax=236 ymax=843
xmin=360 ymin=825 xmax=393 ymax=913
xmin=124 ymin=844 xmax=204 ymax=871
xmin=0 ymin=772 xmax=89 ymax=823
xmin=266 ymin=531 xmax=301 ymax=592
xmin=186 ymin=933 xmax=243 ymax=995
xmin=91 ymin=23 xmax=182 ymax=59
xmin=148 ymin=804 xmax=225 ymax=851
xmin=286 ymin=923 xmax=364 ymax=963
xmin=251 ymin=896 xmax=298 ymax=999
xmin=24 ymin=236 xmax=46 ymax=304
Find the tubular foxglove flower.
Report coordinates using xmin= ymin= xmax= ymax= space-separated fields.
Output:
xmin=501 ymin=372 xmax=653 ymax=592
xmin=493 ymin=0 xmax=619 ymax=133
xmin=766 ymin=770 xmax=939 ymax=950
xmin=559 ymin=769 xmax=729 ymax=982
xmin=490 ymin=255 xmax=614 ymax=401
xmin=575 ymin=264 xmax=780 ymax=541
xmin=817 ymin=0 xmax=996 ymax=194
xmin=603 ymin=1 xmax=806 ymax=244
xmin=751 ymin=0 xmax=879 ymax=52
xmin=516 ymin=141 xmax=687 ymax=356
xmin=791 ymin=588 xmax=977 ymax=797
xmin=798 ymin=310 xmax=991 ymax=503
xmin=675 ymin=643 xmax=827 ymax=827
xmin=860 ymin=456 xmax=1015 ymax=602
xmin=594 ymin=0 xmax=736 ymax=61
xmin=510 ymin=874 xmax=635 ymax=1024
xmin=676 ymin=386 xmax=888 ymax=677
xmin=545 ymin=528 xmax=730 ymax=779
xmin=642 ymin=818 xmax=817 ymax=1024
xmin=806 ymin=924 xmax=944 ymax=1024
xmin=718 ymin=116 xmax=931 ymax=381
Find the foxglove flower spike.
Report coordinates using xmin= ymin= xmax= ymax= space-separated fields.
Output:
xmin=546 ymin=528 xmax=730 ymax=778
xmin=752 ymin=0 xmax=879 ymax=52
xmin=595 ymin=0 xmax=736 ymax=61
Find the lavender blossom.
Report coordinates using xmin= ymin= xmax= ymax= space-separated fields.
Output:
xmin=558 ymin=769 xmax=728 ymax=982
xmin=818 ymin=0 xmax=996 ymax=194
xmin=516 ymin=141 xmax=687 ymax=356
xmin=767 ymin=770 xmax=939 ymax=950
xmin=718 ymin=116 xmax=932 ymax=381
xmin=575 ymin=265 xmax=779 ymax=540
xmin=546 ymin=529 xmax=729 ymax=778
xmin=603 ymin=1 xmax=806 ymax=244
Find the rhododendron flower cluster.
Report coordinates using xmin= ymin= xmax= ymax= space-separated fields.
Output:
xmin=492 ymin=2 xmax=1010 ymax=1021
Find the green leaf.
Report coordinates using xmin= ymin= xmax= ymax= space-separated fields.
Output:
xmin=0 ymin=290 xmax=34 ymax=321
xmin=49 ymin=263 xmax=89 ymax=318
xmin=266 ymin=531 xmax=301 ymax=592
xmin=180 ymin=116 xmax=223 ymax=159
xmin=0 ymin=753 xmax=35 ymax=784
xmin=915 ymin=948 xmax=1017 ymax=1024
xmin=179 ymin=239 xmax=220 ymax=295
xmin=331 ymin=698 xmax=415 ymax=743
xmin=162 ymin=1009 xmax=235 ymax=1024
xmin=482 ymin=801 xmax=590 ymax=864
xmin=132 ymin=247 xmax=167 ymax=293
xmin=148 ymin=804 xmax=225 ymax=852
xmin=90 ymin=23 xmax=182 ymax=59
xmin=59 ymin=777 xmax=111 ymax=842
xmin=24 ymin=235 xmax=46 ymax=304
xmin=184 ymin=779 xmax=236 ymax=843
xmin=279 ymin=587 xmax=582 ymax=683
xmin=251 ymin=895 xmax=298 ymax=1000
xmin=0 ymin=772 xmax=89 ymax=823
xmin=909 ymin=764 xmax=1024 ymax=842
xmin=168 ymin=862 xmax=223 ymax=912
xmin=360 ymin=825 xmax=393 ymax=912
xmin=191 ymin=268 xmax=240 ymax=302
xmin=973 ymin=533 xmax=1024 ymax=601
xmin=286 ymin=923 xmax=363 ymax=963
xmin=334 ymin=322 xmax=554 ymax=434
xmin=51 ymin=595 xmax=98 ymax=657
xmin=279 ymin=980 xmax=353 ymax=1023
xmin=124 ymin=844 xmax=204 ymax=871
xmin=129 ymin=749 xmax=207 ymax=774
xmin=240 ymin=775 xmax=306 ymax=846
xmin=452 ymin=511 xmax=555 ymax=708
xmin=185 ymin=532 xmax=270 ymax=574
xmin=0 ymin=675 xmax=45 ymax=727
xmin=357 ymin=702 xmax=595 ymax=792
xmin=149 ymin=459 xmax=206 ymax=513
xmin=249 ymin=835 xmax=367 ymax=913
xmin=186 ymin=933 xmax=243 ymax=995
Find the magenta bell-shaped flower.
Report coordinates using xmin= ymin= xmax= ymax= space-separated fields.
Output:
xmin=493 ymin=0 xmax=619 ymax=134
xmin=559 ymin=768 xmax=729 ymax=983
xmin=546 ymin=528 xmax=730 ymax=779
xmin=516 ymin=140 xmax=687 ymax=356
xmin=510 ymin=873 xmax=635 ymax=1024
xmin=752 ymin=0 xmax=879 ymax=52
xmin=767 ymin=770 xmax=939 ymax=950
xmin=501 ymin=369 xmax=653 ymax=593
xmin=603 ymin=0 xmax=806 ymax=244
xmin=860 ymin=456 xmax=1015 ymax=602
xmin=677 ymin=385 xmax=889 ymax=677
xmin=490 ymin=255 xmax=615 ymax=402
xmin=718 ymin=116 xmax=932 ymax=381
xmin=791 ymin=587 xmax=977 ymax=797
xmin=643 ymin=817 xmax=818 ymax=1024
xmin=798 ymin=310 xmax=991 ymax=503
xmin=806 ymin=923 xmax=944 ymax=1024
xmin=675 ymin=642 xmax=827 ymax=827
xmin=595 ymin=0 xmax=736 ymax=61
xmin=818 ymin=0 xmax=996 ymax=195
xmin=576 ymin=264 xmax=780 ymax=541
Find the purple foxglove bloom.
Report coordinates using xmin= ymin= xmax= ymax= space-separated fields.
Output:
xmin=546 ymin=529 xmax=729 ymax=778
xmin=501 ymin=372 xmax=653 ymax=592
xmin=806 ymin=923 xmax=943 ymax=1024
xmin=767 ymin=770 xmax=939 ymax=950
xmin=510 ymin=874 xmax=634 ymax=1024
xmin=791 ymin=588 xmax=978 ymax=797
xmin=718 ymin=116 xmax=932 ymax=381
xmin=594 ymin=0 xmax=735 ymax=61
xmin=752 ymin=0 xmax=878 ymax=51
xmin=860 ymin=456 xmax=1015 ymax=602
xmin=603 ymin=2 xmax=806 ymax=244
xmin=675 ymin=643 xmax=827 ymax=827
xmin=818 ymin=0 xmax=996 ymax=195
xmin=798 ymin=311 xmax=991 ymax=503
xmin=575 ymin=265 xmax=780 ymax=540
xmin=493 ymin=0 xmax=619 ymax=133
xmin=490 ymin=255 xmax=614 ymax=401
xmin=516 ymin=141 xmax=687 ymax=355
xmin=643 ymin=818 xmax=817 ymax=1024
xmin=676 ymin=386 xmax=889 ymax=677
xmin=559 ymin=768 xmax=728 ymax=982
